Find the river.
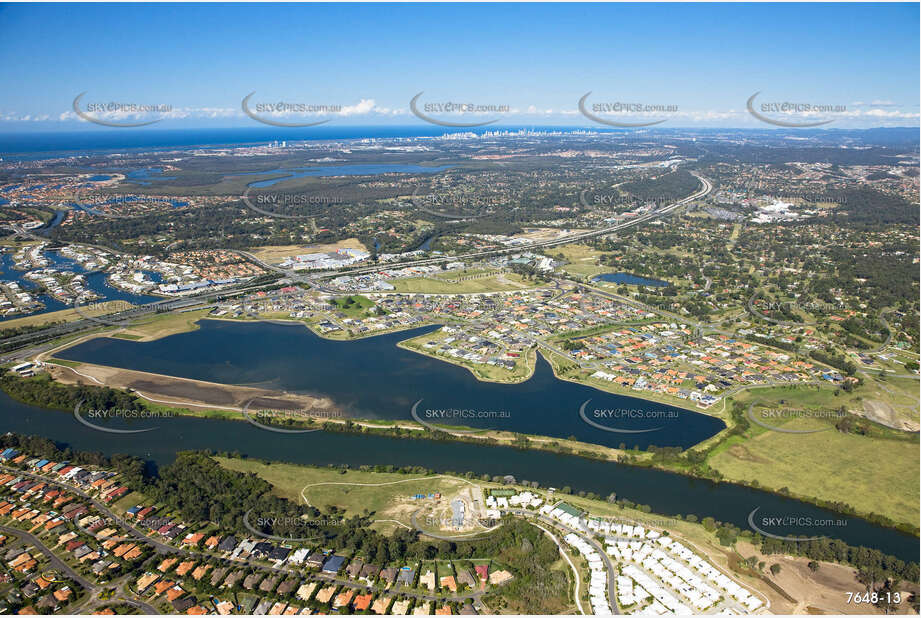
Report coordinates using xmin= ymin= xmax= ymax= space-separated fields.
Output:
xmin=0 ymin=391 xmax=915 ymax=562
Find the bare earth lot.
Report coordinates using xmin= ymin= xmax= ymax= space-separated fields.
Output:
xmin=248 ymin=238 xmax=367 ymax=264
xmin=46 ymin=362 xmax=332 ymax=415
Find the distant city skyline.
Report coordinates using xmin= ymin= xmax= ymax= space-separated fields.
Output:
xmin=0 ymin=2 xmax=918 ymax=131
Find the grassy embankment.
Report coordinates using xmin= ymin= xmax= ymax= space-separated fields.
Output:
xmin=390 ymin=272 xmax=537 ymax=294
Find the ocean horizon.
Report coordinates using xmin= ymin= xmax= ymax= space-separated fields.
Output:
xmin=0 ymin=125 xmax=604 ymax=159
xmin=1 ymin=125 xmax=917 ymax=159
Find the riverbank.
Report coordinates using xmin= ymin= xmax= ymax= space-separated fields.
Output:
xmin=59 ymin=309 xmax=728 ymax=421
xmin=0 ymin=389 xmax=917 ymax=562
xmin=213 ymin=455 xmax=919 ymax=615
xmin=396 ymin=333 xmax=538 ymax=385
xmin=10 ymin=358 xmax=919 ymax=537
xmin=22 ymin=316 xmax=919 ymax=533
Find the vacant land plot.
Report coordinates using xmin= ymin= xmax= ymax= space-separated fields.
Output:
xmin=708 ymin=409 xmax=919 ymax=527
xmin=391 ymin=273 xmax=537 ymax=294
xmin=733 ymin=380 xmax=919 ymax=431
xmin=330 ymin=294 xmax=376 ymax=317
xmin=215 ymin=457 xmax=473 ymax=524
xmin=249 ymin=239 xmax=367 ymax=264
xmin=550 ymin=244 xmax=608 ymax=277
xmin=116 ymin=309 xmax=211 ymax=341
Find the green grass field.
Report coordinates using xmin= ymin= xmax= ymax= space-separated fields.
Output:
xmin=708 ymin=400 xmax=919 ymax=527
xmin=46 ymin=358 xmax=82 ymax=368
xmin=214 ymin=457 xmax=474 ymax=522
xmin=330 ymin=295 xmax=377 ymax=317
xmin=118 ymin=309 xmax=210 ymax=340
xmin=431 ymin=268 xmax=492 ymax=280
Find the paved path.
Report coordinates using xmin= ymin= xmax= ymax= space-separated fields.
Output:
xmin=512 ymin=509 xmax=620 ymax=615
xmin=532 ymin=522 xmax=586 ymax=615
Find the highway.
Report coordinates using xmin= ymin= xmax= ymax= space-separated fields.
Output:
xmin=0 ymin=282 xmax=271 ymax=359
xmin=1 ymin=173 xmax=710 ymax=358
xmin=301 ymin=173 xmax=712 ymax=283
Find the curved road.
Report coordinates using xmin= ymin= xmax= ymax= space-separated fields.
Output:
xmin=511 ymin=509 xmax=621 ymax=615
xmin=239 ymin=173 xmax=712 ymax=289
xmin=0 ymin=523 xmax=96 ymax=591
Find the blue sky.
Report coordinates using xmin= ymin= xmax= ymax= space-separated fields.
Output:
xmin=0 ymin=2 xmax=917 ymax=130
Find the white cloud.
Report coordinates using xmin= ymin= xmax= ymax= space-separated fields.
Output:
xmin=337 ymin=98 xmax=377 ymax=116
